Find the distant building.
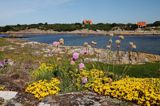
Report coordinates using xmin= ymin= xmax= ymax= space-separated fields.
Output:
xmin=83 ymin=19 xmax=93 ymax=25
xmin=137 ymin=22 xmax=147 ymax=28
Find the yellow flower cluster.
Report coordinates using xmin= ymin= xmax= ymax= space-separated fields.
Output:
xmin=86 ymin=77 xmax=160 ymax=106
xmin=76 ymin=69 xmax=110 ymax=89
xmin=0 ymin=85 xmax=5 ymax=90
xmin=80 ymin=69 xmax=104 ymax=78
xmin=32 ymin=63 xmax=56 ymax=78
xmin=25 ymin=78 xmax=60 ymax=100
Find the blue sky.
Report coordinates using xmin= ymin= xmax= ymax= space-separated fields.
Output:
xmin=0 ymin=0 xmax=160 ymax=25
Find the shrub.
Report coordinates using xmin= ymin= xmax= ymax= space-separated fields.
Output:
xmin=32 ymin=63 xmax=56 ymax=80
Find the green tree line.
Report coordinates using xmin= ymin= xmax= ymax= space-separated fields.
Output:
xmin=0 ymin=21 xmax=160 ymax=32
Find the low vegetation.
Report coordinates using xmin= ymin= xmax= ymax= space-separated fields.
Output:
xmin=25 ymin=78 xmax=60 ymax=100
xmin=0 ymin=36 xmax=160 ymax=105
xmin=85 ymin=77 xmax=160 ymax=105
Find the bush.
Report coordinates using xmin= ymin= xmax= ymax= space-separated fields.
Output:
xmin=32 ymin=63 xmax=56 ymax=80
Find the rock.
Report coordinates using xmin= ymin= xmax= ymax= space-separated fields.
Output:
xmin=39 ymin=92 xmax=138 ymax=106
xmin=38 ymin=102 xmax=50 ymax=106
xmin=144 ymin=58 xmax=149 ymax=62
xmin=0 ymin=97 xmax=5 ymax=105
xmin=0 ymin=91 xmax=17 ymax=100
xmin=101 ymin=101 xmax=108 ymax=106
xmin=13 ymin=92 xmax=39 ymax=106
xmin=3 ymin=99 xmax=23 ymax=106
xmin=0 ymin=92 xmax=23 ymax=106
xmin=8 ymin=47 xmax=15 ymax=50
xmin=122 ymin=56 xmax=129 ymax=64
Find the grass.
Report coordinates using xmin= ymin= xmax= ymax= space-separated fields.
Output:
xmin=86 ymin=61 xmax=160 ymax=78
xmin=0 ymin=38 xmax=12 ymax=47
xmin=1 ymin=37 xmax=160 ymax=79
xmin=0 ymin=51 xmax=5 ymax=60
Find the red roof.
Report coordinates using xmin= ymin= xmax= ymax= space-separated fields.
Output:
xmin=83 ymin=19 xmax=93 ymax=25
xmin=137 ymin=22 xmax=147 ymax=27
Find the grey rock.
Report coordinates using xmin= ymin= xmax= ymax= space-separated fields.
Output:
xmin=0 ymin=97 xmax=5 ymax=105
xmin=0 ymin=91 xmax=17 ymax=100
xmin=39 ymin=92 xmax=138 ymax=106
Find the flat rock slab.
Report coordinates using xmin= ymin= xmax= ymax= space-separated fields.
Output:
xmin=0 ymin=91 xmax=17 ymax=100
xmin=39 ymin=92 xmax=138 ymax=106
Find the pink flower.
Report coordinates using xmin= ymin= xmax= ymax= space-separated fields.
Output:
xmin=70 ymin=60 xmax=75 ymax=65
xmin=72 ymin=52 xmax=79 ymax=61
xmin=79 ymin=63 xmax=85 ymax=70
xmin=81 ymin=77 xmax=88 ymax=84
xmin=53 ymin=41 xmax=60 ymax=47
xmin=0 ymin=61 xmax=4 ymax=67
xmin=80 ymin=49 xmax=88 ymax=55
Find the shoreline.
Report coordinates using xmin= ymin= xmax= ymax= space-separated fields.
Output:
xmin=8 ymin=38 xmax=160 ymax=55
xmin=2 ymin=38 xmax=160 ymax=63
xmin=1 ymin=29 xmax=160 ymax=36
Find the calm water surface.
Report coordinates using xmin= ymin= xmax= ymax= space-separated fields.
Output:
xmin=1 ymin=34 xmax=160 ymax=55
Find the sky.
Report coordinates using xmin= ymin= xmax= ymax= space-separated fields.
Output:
xmin=0 ymin=0 xmax=160 ymax=26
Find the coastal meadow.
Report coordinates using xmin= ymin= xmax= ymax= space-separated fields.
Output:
xmin=0 ymin=35 xmax=160 ymax=105
xmin=19 ymin=35 xmax=160 ymax=106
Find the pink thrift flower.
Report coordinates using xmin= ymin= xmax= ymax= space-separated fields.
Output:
xmin=72 ymin=52 xmax=79 ymax=60
xmin=81 ymin=77 xmax=88 ymax=84
xmin=53 ymin=41 xmax=60 ymax=47
xmin=0 ymin=61 xmax=4 ymax=67
xmin=80 ymin=49 xmax=88 ymax=55
xmin=79 ymin=63 xmax=85 ymax=70
xmin=70 ymin=60 xmax=75 ymax=65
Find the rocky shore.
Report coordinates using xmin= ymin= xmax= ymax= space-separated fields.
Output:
xmin=3 ymin=28 xmax=160 ymax=35
xmin=1 ymin=39 xmax=160 ymax=64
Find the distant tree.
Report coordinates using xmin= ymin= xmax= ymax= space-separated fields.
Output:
xmin=0 ymin=27 xmax=3 ymax=32
xmin=1 ymin=26 xmax=13 ymax=32
xmin=124 ymin=23 xmax=138 ymax=30
xmin=38 ymin=23 xmax=43 ymax=25
xmin=1 ymin=21 xmax=159 ymax=32
xmin=153 ymin=21 xmax=160 ymax=26
xmin=111 ymin=23 xmax=118 ymax=27
xmin=17 ymin=24 xmax=21 ymax=27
